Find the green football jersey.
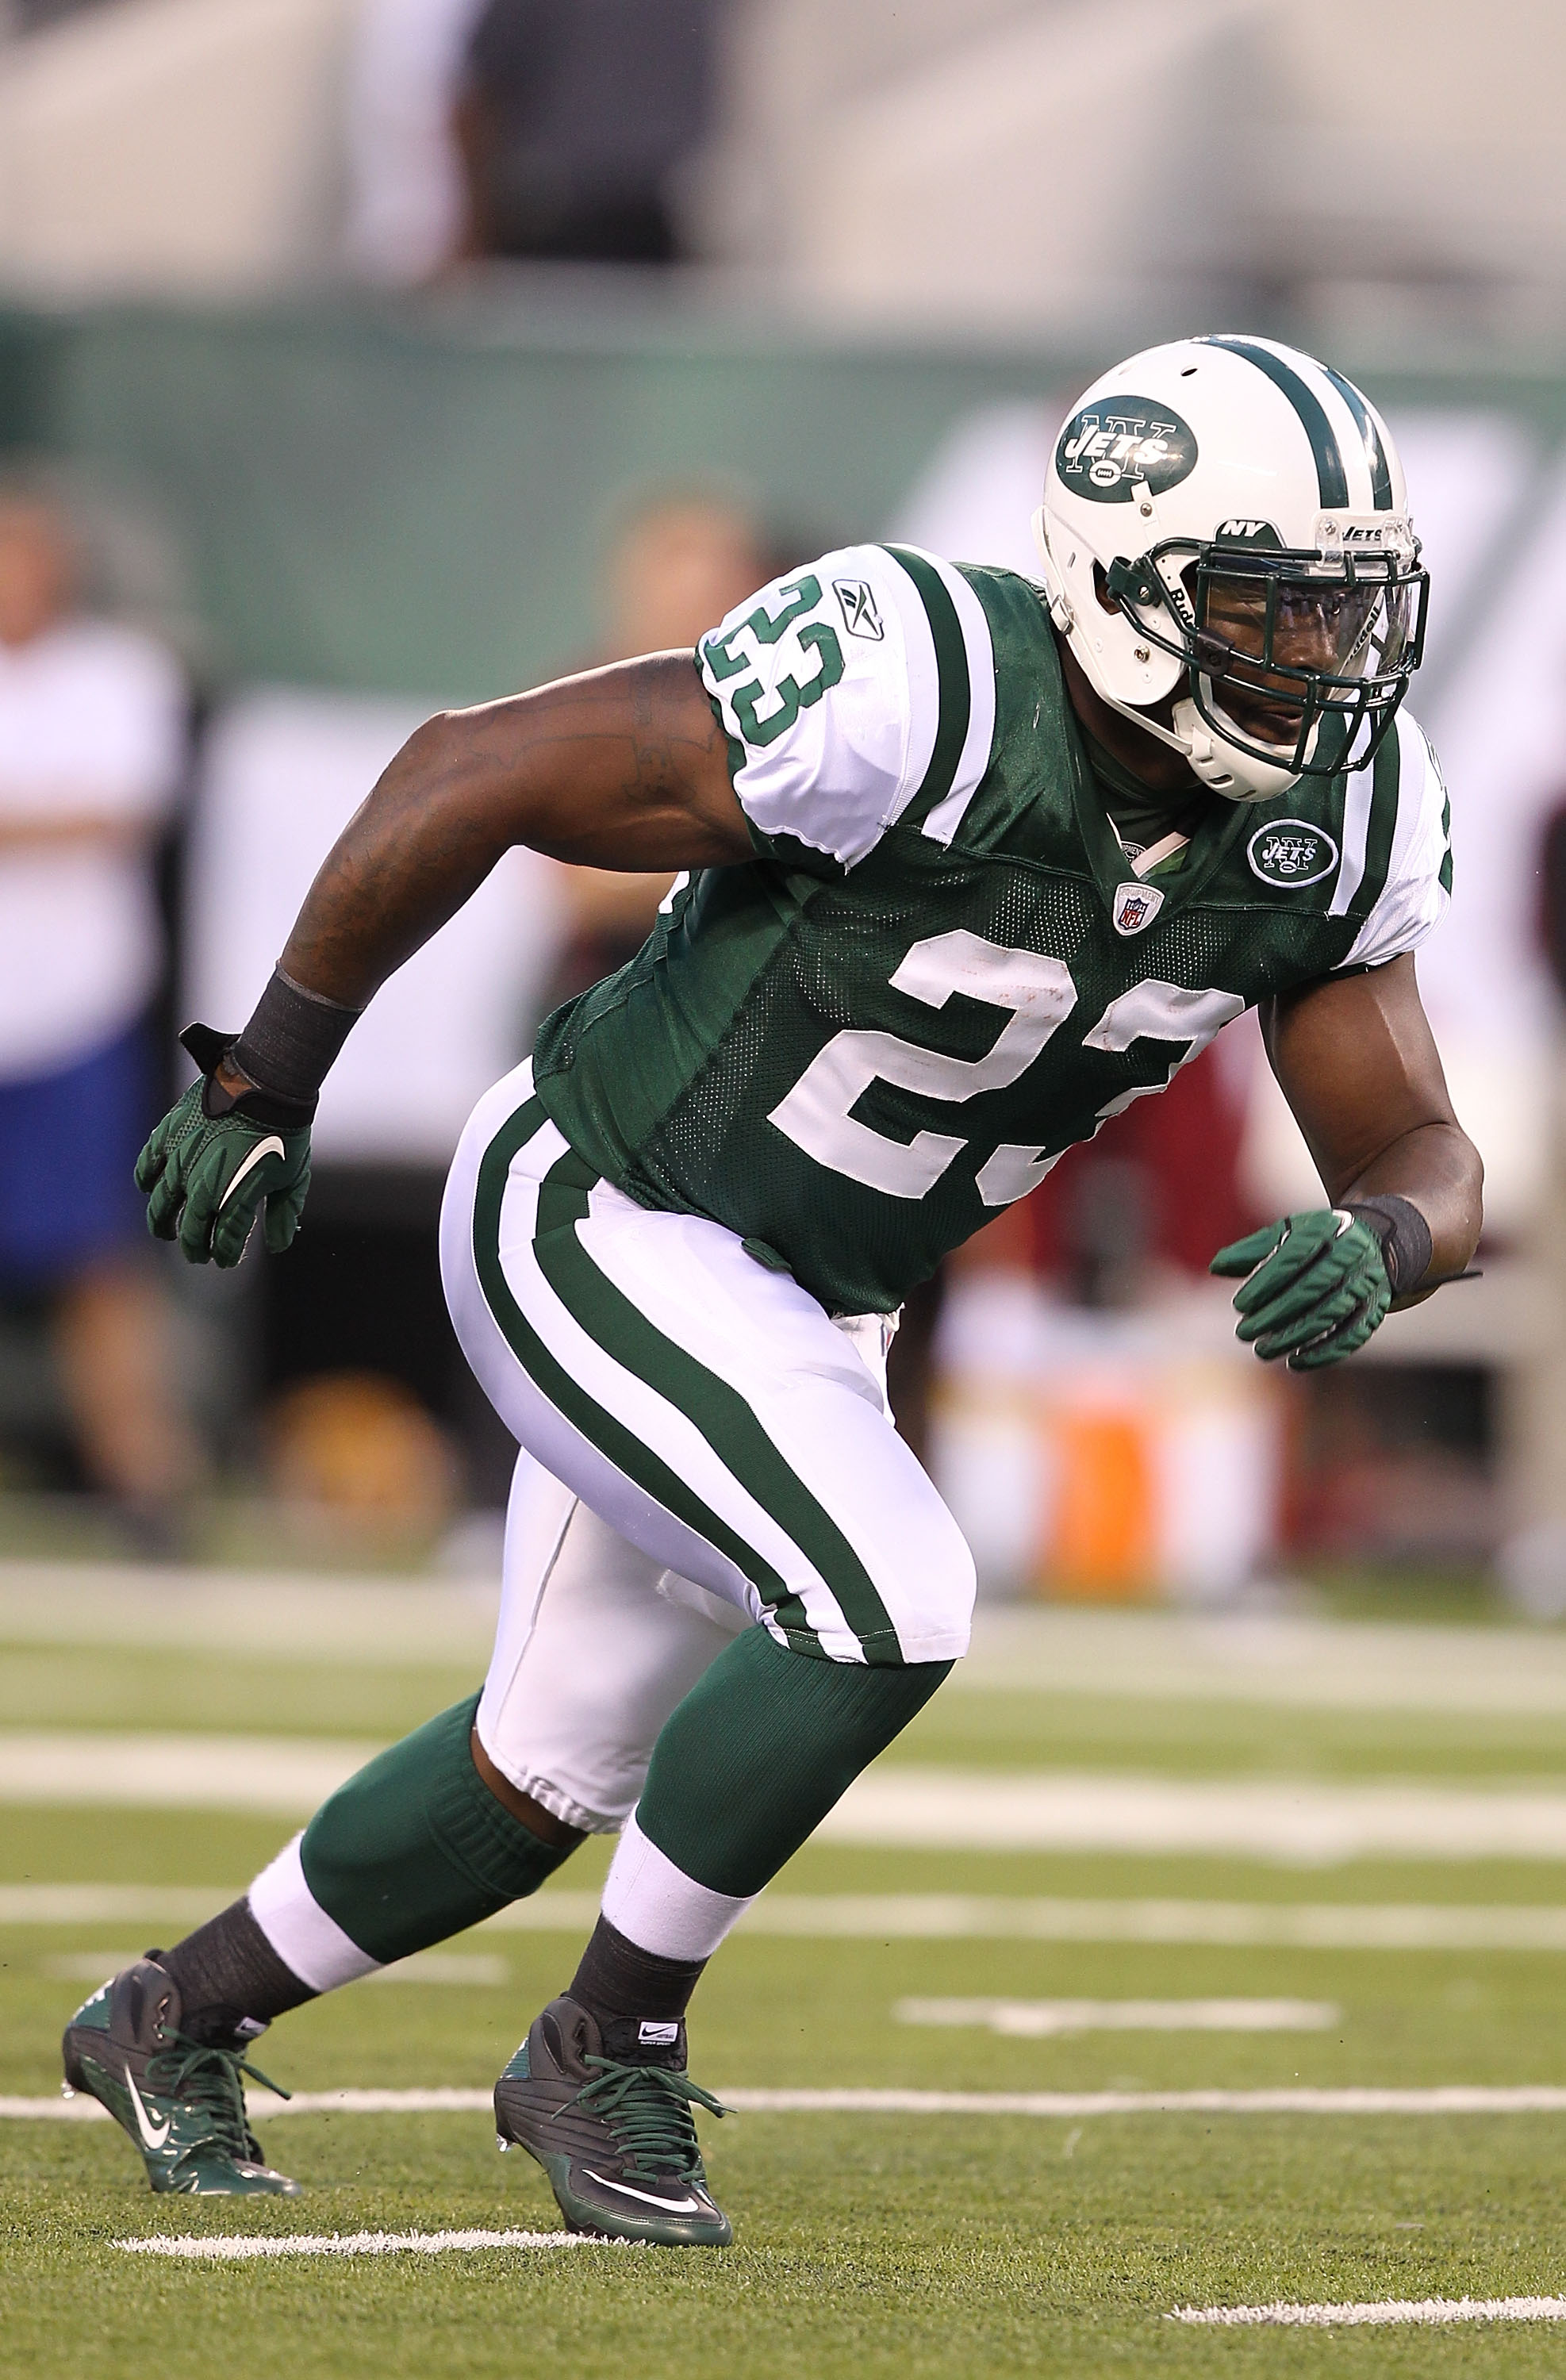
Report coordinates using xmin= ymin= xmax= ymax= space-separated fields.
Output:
xmin=532 ymin=543 xmax=1450 ymax=1316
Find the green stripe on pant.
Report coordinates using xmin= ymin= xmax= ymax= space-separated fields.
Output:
xmin=470 ymin=1099 xmax=819 ymax=1646
xmin=530 ymin=1150 xmax=905 ymax=1664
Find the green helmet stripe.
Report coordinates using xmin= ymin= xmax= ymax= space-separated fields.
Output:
xmin=1199 ymin=336 xmax=1350 ymax=510
xmin=1321 ymin=365 xmax=1395 ymax=510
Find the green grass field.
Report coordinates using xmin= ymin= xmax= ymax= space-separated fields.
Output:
xmin=5 ymin=1570 xmax=1566 ymax=2374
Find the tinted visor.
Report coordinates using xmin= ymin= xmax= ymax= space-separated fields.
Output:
xmin=1192 ymin=553 xmax=1421 ymax=748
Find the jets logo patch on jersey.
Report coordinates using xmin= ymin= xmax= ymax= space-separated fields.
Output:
xmin=1111 ymin=881 xmax=1165 ymax=936
xmin=834 ymin=578 xmax=884 ymax=640
xmin=1247 ymin=819 xmax=1339 ymax=890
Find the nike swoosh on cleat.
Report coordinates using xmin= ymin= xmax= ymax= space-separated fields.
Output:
xmin=125 ymin=2071 xmax=172 ymax=2152
xmin=219 ymin=1137 xmax=286 ymax=1208
xmin=582 ymin=2171 xmax=708 ymax=2214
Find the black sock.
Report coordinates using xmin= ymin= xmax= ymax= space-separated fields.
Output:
xmin=569 ymin=1915 xmax=705 ymax=2060
xmin=159 ymin=1900 xmax=316 ymax=2045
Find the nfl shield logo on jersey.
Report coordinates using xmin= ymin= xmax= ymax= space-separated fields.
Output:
xmin=1111 ymin=881 xmax=1165 ymax=936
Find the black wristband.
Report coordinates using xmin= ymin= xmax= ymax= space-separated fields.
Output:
xmin=1344 ymin=1195 xmax=1434 ymax=1296
xmin=232 ymin=968 xmax=363 ymax=1114
xmin=177 ymin=1022 xmax=309 ymax=1130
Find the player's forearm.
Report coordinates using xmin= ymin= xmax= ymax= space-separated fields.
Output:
xmin=276 ymin=711 xmax=508 ymax=1008
xmin=1330 ymin=1117 xmax=1483 ymax=1290
xmin=1264 ymin=960 xmax=1483 ymax=1298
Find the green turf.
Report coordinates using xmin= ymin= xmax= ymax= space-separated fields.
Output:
xmin=7 ymin=1606 xmax=1566 ymax=2373
xmin=895 ymin=1684 xmax=1566 ymax=1781
xmin=0 ymin=1642 xmax=481 ymax=1739
xmin=10 ymin=1643 xmax=1566 ymax=1787
xmin=8 ymin=2110 xmax=1566 ymax=2379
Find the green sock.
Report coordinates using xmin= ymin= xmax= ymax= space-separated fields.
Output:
xmin=300 ymin=1694 xmax=576 ymax=1966
xmin=634 ymin=1627 xmax=952 ymax=1898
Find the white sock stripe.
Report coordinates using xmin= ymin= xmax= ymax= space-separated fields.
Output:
xmin=601 ymin=1811 xmax=754 ymax=1961
xmin=247 ymin=1834 xmax=380 ymax=1994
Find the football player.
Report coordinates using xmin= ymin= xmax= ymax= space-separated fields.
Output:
xmin=63 ymin=336 xmax=1480 ymax=2239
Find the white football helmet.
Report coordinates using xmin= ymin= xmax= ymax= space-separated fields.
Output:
xmin=1033 ymin=335 xmax=1428 ymax=802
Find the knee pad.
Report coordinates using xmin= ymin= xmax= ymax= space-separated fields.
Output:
xmin=299 ymin=1694 xmax=575 ymax=1967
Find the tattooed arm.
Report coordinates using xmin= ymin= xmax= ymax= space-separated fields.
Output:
xmin=276 ymin=654 xmax=746 ymax=1009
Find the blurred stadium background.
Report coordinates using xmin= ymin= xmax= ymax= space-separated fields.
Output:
xmin=2 ymin=0 xmax=1565 ymax=1605
xmin=11 ymin=8 xmax=1566 ymax=2362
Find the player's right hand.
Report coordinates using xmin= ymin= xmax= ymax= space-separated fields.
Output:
xmin=136 ymin=1027 xmax=312 ymax=1268
xmin=1209 ymin=1208 xmax=1391 ymax=1370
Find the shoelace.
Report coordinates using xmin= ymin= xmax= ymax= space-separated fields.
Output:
xmin=145 ymin=2029 xmax=291 ymax=2169
xmin=563 ymin=2055 xmax=728 ymax=2183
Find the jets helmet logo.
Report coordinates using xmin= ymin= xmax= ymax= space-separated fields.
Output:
xmin=1056 ymin=397 xmax=1198 ymax=505
xmin=834 ymin=578 xmax=884 ymax=640
xmin=1247 ymin=819 xmax=1339 ymax=889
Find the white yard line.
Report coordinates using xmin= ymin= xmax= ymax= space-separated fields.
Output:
xmin=17 ymin=2085 xmax=1566 ymax=2122
xmin=0 ymin=1733 xmax=368 ymax=1814
xmin=114 ymin=2229 xmax=599 ymax=2259
xmin=724 ymin=1896 xmax=1566 ymax=1949
xmin=715 ymin=2087 xmax=1566 ymax=2116
xmin=1172 ymin=2297 xmax=1566 ymax=2327
xmin=13 ymin=1741 xmax=1566 ymax=1862
xmin=818 ymin=1772 xmax=1566 ymax=1864
xmin=895 ymin=1998 xmax=1338 ymax=2036
xmin=0 ymin=1887 xmax=231 ymax=1925
xmin=10 ymin=1884 xmax=1566 ymax=1949
xmin=7 ymin=1562 xmax=1566 ymax=1714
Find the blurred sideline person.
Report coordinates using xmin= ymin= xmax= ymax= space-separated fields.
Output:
xmin=67 ymin=340 xmax=1480 ymax=2246
xmin=453 ymin=0 xmax=720 ymax=265
xmin=0 ymin=489 xmax=200 ymax=1533
xmin=1501 ymin=803 xmax=1566 ymax=1610
xmin=343 ymin=0 xmax=490 ymax=285
xmin=541 ymin=490 xmax=770 ymax=1006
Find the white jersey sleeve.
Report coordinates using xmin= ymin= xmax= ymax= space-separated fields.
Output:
xmin=1333 ymin=709 xmax=1453 ymax=971
xmin=696 ymin=543 xmax=995 ymax=873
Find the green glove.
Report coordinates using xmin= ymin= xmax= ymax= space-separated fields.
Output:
xmin=136 ymin=1025 xmax=312 ymax=1269
xmin=1210 ymin=1208 xmax=1391 ymax=1371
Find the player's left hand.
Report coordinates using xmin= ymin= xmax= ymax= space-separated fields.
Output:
xmin=136 ymin=1025 xmax=312 ymax=1269
xmin=1209 ymin=1209 xmax=1391 ymax=1371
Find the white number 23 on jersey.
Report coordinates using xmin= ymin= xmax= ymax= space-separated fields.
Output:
xmin=767 ymin=930 xmax=1242 ymax=1207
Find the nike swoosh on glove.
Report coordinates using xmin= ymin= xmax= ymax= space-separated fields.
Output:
xmin=1209 ymin=1208 xmax=1391 ymax=1372
xmin=136 ymin=1033 xmax=311 ymax=1269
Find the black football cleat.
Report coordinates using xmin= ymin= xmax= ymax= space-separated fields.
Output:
xmin=62 ymin=1955 xmax=299 ymax=2196
xmin=494 ymin=1994 xmax=731 ymax=2245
